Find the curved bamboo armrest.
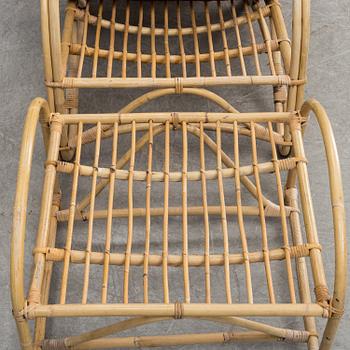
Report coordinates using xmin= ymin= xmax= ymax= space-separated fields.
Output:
xmin=11 ymin=98 xmax=51 ymax=347
xmin=300 ymin=99 xmax=347 ymax=350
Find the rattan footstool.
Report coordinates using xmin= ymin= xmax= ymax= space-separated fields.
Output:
xmin=11 ymin=1 xmax=346 ymax=349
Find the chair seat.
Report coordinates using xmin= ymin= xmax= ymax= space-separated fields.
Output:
xmin=56 ymin=0 xmax=290 ymax=89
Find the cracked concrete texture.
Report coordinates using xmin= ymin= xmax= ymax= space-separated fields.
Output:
xmin=1 ymin=0 xmax=349 ymax=349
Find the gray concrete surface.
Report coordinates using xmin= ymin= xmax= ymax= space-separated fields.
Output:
xmin=1 ymin=0 xmax=349 ymax=349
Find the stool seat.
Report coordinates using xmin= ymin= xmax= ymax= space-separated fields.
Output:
xmin=13 ymin=99 xmax=346 ymax=348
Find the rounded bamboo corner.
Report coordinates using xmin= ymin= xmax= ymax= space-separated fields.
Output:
xmin=300 ymin=98 xmax=347 ymax=349
xmin=11 ymin=98 xmax=52 ymax=350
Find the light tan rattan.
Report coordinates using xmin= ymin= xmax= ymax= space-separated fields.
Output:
xmin=11 ymin=1 xmax=346 ymax=350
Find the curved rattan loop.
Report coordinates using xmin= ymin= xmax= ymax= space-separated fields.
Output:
xmin=73 ymin=87 xmax=239 ymax=148
xmin=300 ymin=99 xmax=347 ymax=350
xmin=66 ymin=84 xmax=281 ymax=218
xmin=11 ymin=98 xmax=51 ymax=350
xmin=75 ymin=87 xmax=281 ymax=149
xmin=73 ymin=3 xmax=271 ymax=38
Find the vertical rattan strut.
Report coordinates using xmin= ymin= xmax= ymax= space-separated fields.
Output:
xmin=11 ymin=1 xmax=346 ymax=350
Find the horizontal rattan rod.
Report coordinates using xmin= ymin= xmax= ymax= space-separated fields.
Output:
xmin=60 ymin=112 xmax=294 ymax=124
xmin=205 ymin=316 xmax=309 ymax=343
xmin=56 ymin=204 xmax=293 ymax=222
xmin=192 ymin=123 xmax=290 ymax=145
xmin=37 ymin=243 xmax=319 ymax=267
xmin=27 ymin=303 xmax=324 ymax=319
xmin=46 ymin=314 xmax=308 ymax=348
xmin=71 ymin=332 xmax=277 ymax=349
xmin=70 ymin=122 xmax=291 ymax=148
xmin=56 ymin=158 xmax=299 ymax=182
xmin=49 ymin=317 xmax=169 ymax=349
xmin=69 ymin=40 xmax=279 ymax=65
xmin=54 ymin=76 xmax=294 ymax=89
xmin=74 ymin=5 xmax=271 ymax=37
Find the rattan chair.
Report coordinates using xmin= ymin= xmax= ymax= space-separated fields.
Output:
xmin=11 ymin=1 xmax=346 ymax=349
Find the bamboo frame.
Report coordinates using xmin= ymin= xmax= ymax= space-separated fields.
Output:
xmin=11 ymin=1 xmax=346 ymax=350
xmin=40 ymin=0 xmax=306 ymax=92
xmin=12 ymin=97 xmax=346 ymax=349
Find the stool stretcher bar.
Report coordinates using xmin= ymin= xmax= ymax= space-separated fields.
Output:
xmin=28 ymin=303 xmax=325 ymax=319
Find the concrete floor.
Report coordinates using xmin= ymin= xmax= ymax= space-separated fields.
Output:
xmin=1 ymin=0 xmax=349 ymax=349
